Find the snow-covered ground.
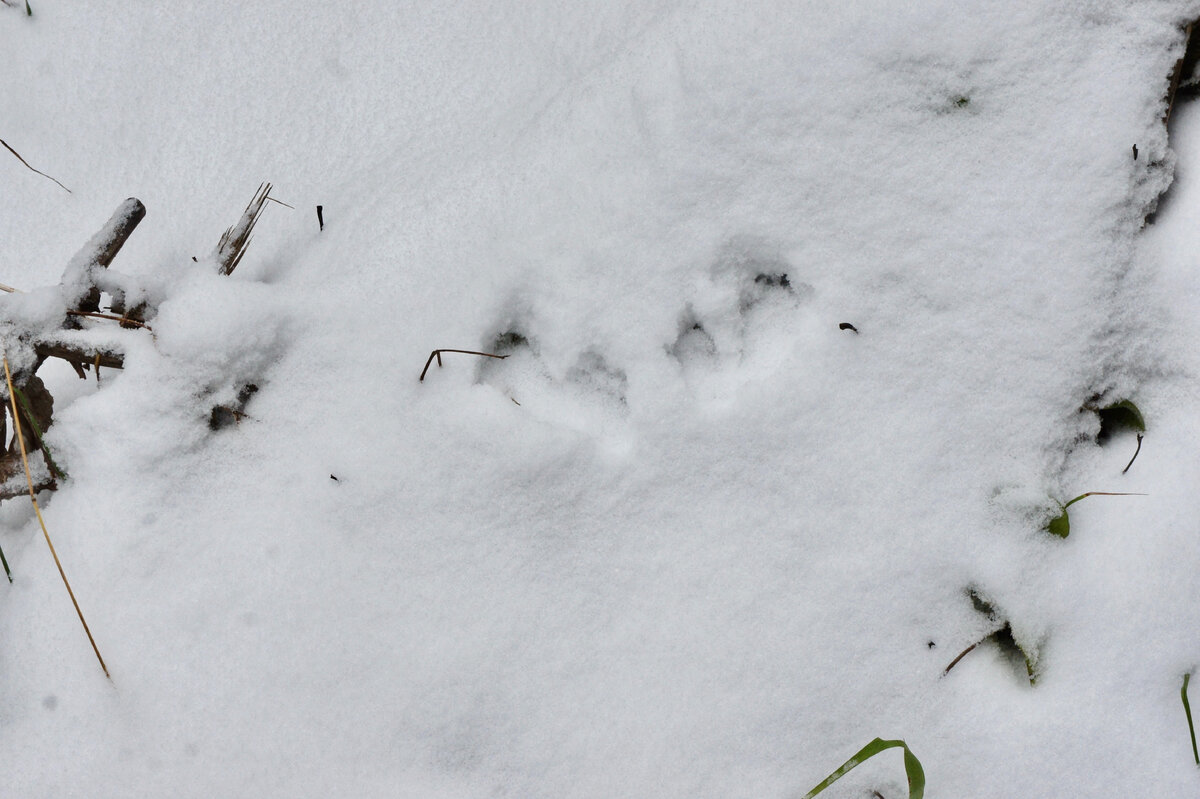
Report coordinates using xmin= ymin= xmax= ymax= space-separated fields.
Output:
xmin=3 ymin=2 xmax=1200 ymax=796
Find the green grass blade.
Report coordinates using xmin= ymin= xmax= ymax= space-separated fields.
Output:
xmin=802 ymin=737 xmax=925 ymax=799
xmin=11 ymin=384 xmax=68 ymax=480
xmin=1184 ymin=674 xmax=1198 ymax=765
xmin=0 ymin=539 xmax=10 ymax=582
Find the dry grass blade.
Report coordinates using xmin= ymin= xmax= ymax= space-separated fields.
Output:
xmin=0 ymin=138 xmax=71 ymax=193
xmin=3 ymin=355 xmax=109 ymax=679
xmin=215 ymin=182 xmax=273 ymax=276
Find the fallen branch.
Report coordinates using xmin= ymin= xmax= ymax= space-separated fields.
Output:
xmin=34 ymin=343 xmax=124 ymax=371
xmin=63 ymin=198 xmax=146 ymax=313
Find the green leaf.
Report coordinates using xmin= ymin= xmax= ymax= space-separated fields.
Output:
xmin=1097 ymin=399 xmax=1145 ymax=437
xmin=802 ymin=737 xmax=925 ymax=799
xmin=1044 ymin=492 xmax=1145 ymax=537
xmin=993 ymin=623 xmax=1039 ymax=685
xmin=1184 ymin=674 xmax=1199 ymax=766
xmin=1046 ymin=507 xmax=1070 ymax=538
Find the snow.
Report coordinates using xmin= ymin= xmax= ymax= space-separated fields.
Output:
xmin=3 ymin=1 xmax=1200 ymax=796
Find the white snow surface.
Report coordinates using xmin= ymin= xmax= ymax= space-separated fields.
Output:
xmin=3 ymin=1 xmax=1200 ymax=796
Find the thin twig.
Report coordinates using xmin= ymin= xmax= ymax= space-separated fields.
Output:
xmin=0 ymin=283 xmax=18 ymax=294
xmin=419 ymin=349 xmax=508 ymax=381
xmin=3 ymin=355 xmax=109 ymax=679
xmin=264 ymin=196 xmax=295 ymax=210
xmin=65 ymin=310 xmax=152 ymax=331
xmin=0 ymin=138 xmax=71 ymax=193
xmin=1122 ymin=433 xmax=1144 ymax=474
xmin=943 ymin=640 xmax=981 ymax=675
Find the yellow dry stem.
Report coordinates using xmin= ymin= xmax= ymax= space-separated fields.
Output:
xmin=3 ymin=354 xmax=109 ymax=679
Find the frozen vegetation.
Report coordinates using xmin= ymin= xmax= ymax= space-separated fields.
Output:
xmin=3 ymin=1 xmax=1200 ymax=796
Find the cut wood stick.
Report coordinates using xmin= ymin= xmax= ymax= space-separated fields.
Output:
xmin=0 ymin=138 xmax=71 ymax=193
xmin=63 ymin=198 xmax=146 ymax=313
xmin=3 ymin=355 xmax=109 ymax=679
xmin=71 ymin=198 xmax=146 ymax=271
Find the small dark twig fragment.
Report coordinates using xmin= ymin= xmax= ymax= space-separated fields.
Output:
xmin=0 ymin=138 xmax=70 ymax=193
xmin=1133 ymin=144 xmax=1139 ymax=160
xmin=1122 ymin=433 xmax=1144 ymax=474
xmin=419 ymin=349 xmax=508 ymax=382
xmin=839 ymin=322 xmax=859 ymax=333
xmin=330 ymin=474 xmax=339 ymax=482
xmin=317 ymin=205 xmax=324 ymax=231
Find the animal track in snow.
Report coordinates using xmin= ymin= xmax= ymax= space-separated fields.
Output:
xmin=475 ymin=320 xmax=632 ymax=449
xmin=668 ymin=236 xmax=811 ymax=379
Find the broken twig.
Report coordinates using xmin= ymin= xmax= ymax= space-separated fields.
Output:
xmin=419 ymin=349 xmax=508 ymax=382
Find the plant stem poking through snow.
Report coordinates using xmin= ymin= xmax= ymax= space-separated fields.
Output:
xmin=0 ymin=138 xmax=70 ymax=193
xmin=0 ymin=540 xmax=11 ymax=583
xmin=1184 ymin=673 xmax=1199 ymax=766
xmin=3 ymin=355 xmax=109 ymax=680
xmin=419 ymin=349 xmax=508 ymax=381
xmin=1045 ymin=492 xmax=1147 ymax=538
xmin=942 ymin=641 xmax=980 ymax=675
xmin=1122 ymin=433 xmax=1144 ymax=474
xmin=316 ymin=205 xmax=324 ymax=231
